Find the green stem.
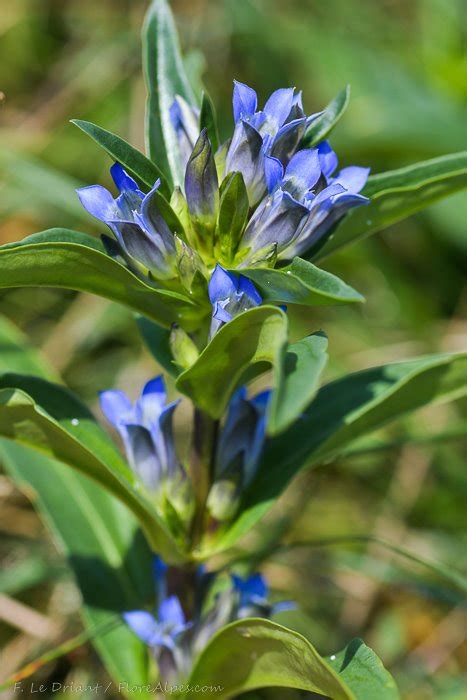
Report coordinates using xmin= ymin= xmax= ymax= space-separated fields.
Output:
xmin=189 ymin=407 xmax=219 ymax=548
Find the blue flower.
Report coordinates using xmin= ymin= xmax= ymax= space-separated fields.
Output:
xmin=99 ymin=375 xmax=182 ymax=490
xmin=224 ymin=81 xmax=320 ymax=206
xmin=207 ymin=387 xmax=269 ymax=520
xmin=232 ymin=573 xmax=296 ymax=618
xmin=123 ymin=596 xmax=188 ymax=652
xmin=238 ymin=147 xmax=369 ymax=264
xmin=208 ymin=264 xmax=262 ymax=337
xmin=77 ymin=163 xmax=177 ymax=280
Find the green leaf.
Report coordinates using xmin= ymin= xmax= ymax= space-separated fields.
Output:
xmin=0 ymin=373 xmax=185 ymax=563
xmin=185 ymin=619 xmax=354 ymax=699
xmin=328 ymin=639 xmax=400 ymax=699
xmin=301 ymin=85 xmax=350 ymax=148
xmin=240 ymin=257 xmax=364 ymax=307
xmin=315 ymin=151 xmax=467 ymax=260
xmin=71 ymin=119 xmax=170 ymax=197
xmin=135 ymin=315 xmax=178 ymax=377
xmin=200 ymin=91 xmax=220 ymax=153
xmin=268 ymin=332 xmax=328 ymax=436
xmin=0 ymin=316 xmax=154 ymax=697
xmin=218 ymin=172 xmax=249 ymax=263
xmin=143 ymin=0 xmax=198 ymax=189
xmin=0 ymin=228 xmax=204 ymax=331
xmin=210 ymin=352 xmax=467 ymax=555
xmin=176 ymin=307 xmax=288 ymax=418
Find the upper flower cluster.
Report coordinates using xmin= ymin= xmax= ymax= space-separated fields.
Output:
xmin=77 ymin=80 xmax=369 ymax=298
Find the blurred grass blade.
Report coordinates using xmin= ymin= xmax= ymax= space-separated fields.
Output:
xmin=315 ymin=151 xmax=467 ymax=260
xmin=301 ymin=85 xmax=350 ymax=148
xmin=0 ymin=316 xmax=155 ymax=697
xmin=0 ymin=617 xmax=120 ymax=690
xmin=71 ymin=119 xmax=170 ymax=197
xmin=143 ymin=0 xmax=198 ymax=189
xmin=0 ymin=229 xmax=202 ymax=330
xmin=278 ymin=535 xmax=467 ymax=594
xmin=0 ymin=372 xmax=183 ymax=561
xmin=186 ymin=619 xmax=355 ymax=699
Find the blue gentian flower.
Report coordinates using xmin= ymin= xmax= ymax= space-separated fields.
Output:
xmin=207 ymin=387 xmax=269 ymax=520
xmin=224 ymin=81 xmax=320 ymax=205
xmin=77 ymin=163 xmax=177 ymax=280
xmin=208 ymin=264 xmax=262 ymax=337
xmin=238 ymin=147 xmax=369 ymax=264
xmin=99 ymin=375 xmax=182 ymax=490
xmin=232 ymin=573 xmax=296 ymax=618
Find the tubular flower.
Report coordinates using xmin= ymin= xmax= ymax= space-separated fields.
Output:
xmin=124 ymin=557 xmax=295 ymax=683
xmin=237 ymin=147 xmax=369 ymax=265
xmin=224 ymin=81 xmax=320 ymax=206
xmin=208 ymin=264 xmax=262 ymax=337
xmin=77 ymin=163 xmax=178 ymax=280
xmin=170 ymin=95 xmax=201 ymax=171
xmin=207 ymin=387 xmax=269 ymax=520
xmin=99 ymin=376 xmax=183 ymax=490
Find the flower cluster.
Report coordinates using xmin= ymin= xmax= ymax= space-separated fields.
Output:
xmin=123 ymin=557 xmax=293 ymax=682
xmin=77 ymin=81 xmax=369 ymax=323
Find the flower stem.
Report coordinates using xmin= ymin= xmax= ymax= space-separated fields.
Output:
xmin=189 ymin=408 xmax=219 ymax=548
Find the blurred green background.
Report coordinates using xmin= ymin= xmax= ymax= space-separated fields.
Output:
xmin=0 ymin=1 xmax=466 ymax=698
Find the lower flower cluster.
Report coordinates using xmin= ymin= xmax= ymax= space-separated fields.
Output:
xmin=123 ymin=557 xmax=293 ymax=683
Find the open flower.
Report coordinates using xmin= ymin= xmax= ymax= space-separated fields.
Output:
xmin=224 ymin=81 xmax=320 ymax=206
xmin=208 ymin=264 xmax=262 ymax=337
xmin=237 ymin=147 xmax=369 ymax=264
xmin=99 ymin=376 xmax=183 ymax=491
xmin=77 ymin=163 xmax=177 ymax=280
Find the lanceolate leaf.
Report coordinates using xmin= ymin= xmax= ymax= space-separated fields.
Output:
xmin=71 ymin=119 xmax=170 ymax=197
xmin=176 ymin=307 xmax=288 ymax=418
xmin=268 ymin=332 xmax=328 ymax=436
xmin=0 ymin=317 xmax=154 ymax=697
xmin=0 ymin=229 xmax=204 ymax=331
xmin=315 ymin=151 xmax=467 ymax=260
xmin=327 ymin=639 xmax=400 ymax=700
xmin=143 ymin=0 xmax=198 ymax=189
xmin=210 ymin=352 xmax=467 ymax=555
xmin=301 ymin=85 xmax=350 ymax=148
xmin=240 ymin=257 xmax=364 ymax=307
xmin=0 ymin=373 xmax=185 ymax=563
xmin=186 ymin=619 xmax=354 ymax=699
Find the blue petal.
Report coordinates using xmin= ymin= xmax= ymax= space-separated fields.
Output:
xmin=124 ymin=424 xmax=162 ymax=489
xmin=213 ymin=300 xmax=233 ymax=324
xmin=136 ymin=376 xmax=167 ymax=426
xmin=110 ymin=163 xmax=140 ymax=194
xmin=334 ymin=166 xmax=370 ymax=194
xmin=252 ymin=389 xmax=271 ymax=408
xmin=99 ymin=389 xmax=133 ymax=427
xmin=77 ymin=185 xmax=116 ymax=223
xmin=225 ymin=120 xmax=266 ymax=206
xmin=263 ymin=88 xmax=295 ymax=128
xmin=150 ymin=400 xmax=180 ymax=478
xmin=272 ymin=600 xmax=297 ymax=614
xmin=233 ymin=80 xmax=258 ymax=122
xmin=208 ymin=264 xmax=239 ymax=304
xmin=317 ymin=141 xmax=338 ymax=179
xmin=264 ymin=156 xmax=284 ymax=194
xmin=237 ymin=275 xmax=262 ymax=306
xmin=283 ymin=149 xmax=321 ymax=197
xmin=153 ymin=556 xmax=168 ymax=586
xmin=158 ymin=595 xmax=186 ymax=627
xmin=312 ymin=182 xmax=346 ymax=205
xmin=271 ymin=117 xmax=307 ymax=163
xmin=123 ymin=610 xmax=159 ymax=645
